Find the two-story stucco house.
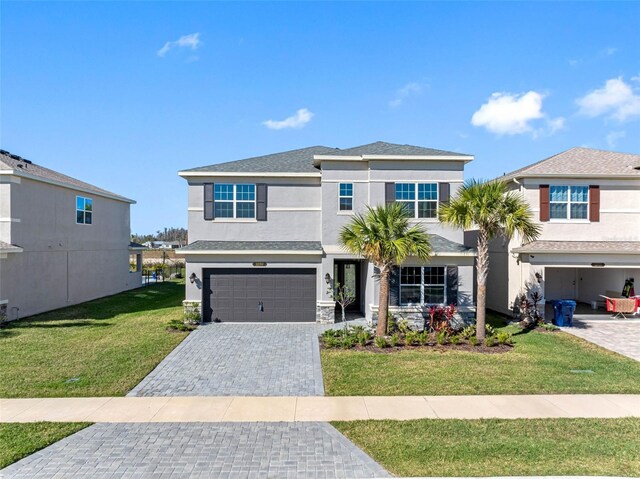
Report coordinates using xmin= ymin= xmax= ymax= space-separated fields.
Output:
xmin=178 ymin=142 xmax=476 ymax=324
xmin=484 ymin=147 xmax=640 ymax=316
xmin=0 ymin=150 xmax=142 ymax=321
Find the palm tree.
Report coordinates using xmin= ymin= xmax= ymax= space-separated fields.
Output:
xmin=339 ymin=203 xmax=432 ymax=337
xmin=439 ymin=179 xmax=540 ymax=340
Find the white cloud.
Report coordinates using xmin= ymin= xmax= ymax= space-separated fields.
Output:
xmin=471 ymin=91 xmax=549 ymax=135
xmin=157 ymin=33 xmax=201 ymax=58
xmin=547 ymin=117 xmax=566 ymax=134
xmin=389 ymin=82 xmax=422 ymax=108
xmin=263 ymin=108 xmax=314 ymax=130
xmin=604 ymin=47 xmax=618 ymax=56
xmin=576 ymin=77 xmax=640 ymax=122
xmin=606 ymin=130 xmax=626 ymax=148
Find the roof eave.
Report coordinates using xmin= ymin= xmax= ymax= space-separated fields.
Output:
xmin=313 ymin=154 xmax=474 ymax=167
xmin=513 ymin=248 xmax=640 ymax=255
xmin=176 ymin=249 xmax=323 ymax=255
xmin=178 ymin=171 xmax=321 ymax=178
xmin=0 ymin=169 xmax=136 ymax=204
xmin=506 ymin=173 xmax=640 ymax=181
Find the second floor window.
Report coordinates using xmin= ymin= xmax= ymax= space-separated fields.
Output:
xmin=339 ymin=183 xmax=353 ymax=211
xmin=214 ymin=184 xmax=255 ymax=219
xmin=550 ymin=185 xmax=588 ymax=220
xmin=76 ymin=196 xmax=93 ymax=224
xmin=395 ymin=183 xmax=438 ymax=218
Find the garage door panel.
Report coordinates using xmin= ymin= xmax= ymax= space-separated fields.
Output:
xmin=204 ymin=268 xmax=317 ymax=323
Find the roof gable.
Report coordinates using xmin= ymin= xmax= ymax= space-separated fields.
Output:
xmin=0 ymin=150 xmax=134 ymax=203
xmin=500 ymin=147 xmax=640 ymax=181
xmin=180 ymin=146 xmax=335 ymax=174
xmin=317 ymin=141 xmax=471 ymax=158
xmin=180 ymin=142 xmax=472 ymax=176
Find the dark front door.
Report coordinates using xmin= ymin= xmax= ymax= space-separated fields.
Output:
xmin=203 ymin=268 xmax=317 ymax=322
xmin=333 ymin=261 xmax=361 ymax=312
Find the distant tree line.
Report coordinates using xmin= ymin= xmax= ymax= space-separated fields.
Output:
xmin=132 ymin=227 xmax=188 ymax=245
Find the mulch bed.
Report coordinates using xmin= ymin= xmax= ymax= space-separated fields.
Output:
xmin=322 ymin=342 xmax=513 ymax=354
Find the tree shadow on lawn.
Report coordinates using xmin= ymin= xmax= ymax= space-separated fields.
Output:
xmin=3 ymin=281 xmax=184 ymax=331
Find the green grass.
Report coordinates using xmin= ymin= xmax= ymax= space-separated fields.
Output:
xmin=333 ymin=418 xmax=640 ymax=477
xmin=322 ymin=315 xmax=640 ymax=395
xmin=0 ymin=422 xmax=91 ymax=469
xmin=0 ymin=281 xmax=188 ymax=398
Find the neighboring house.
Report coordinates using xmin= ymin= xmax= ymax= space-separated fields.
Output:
xmin=142 ymin=240 xmax=181 ymax=249
xmin=483 ymin=147 xmax=640 ymax=316
xmin=178 ymin=142 xmax=476 ymax=324
xmin=0 ymin=150 xmax=142 ymax=321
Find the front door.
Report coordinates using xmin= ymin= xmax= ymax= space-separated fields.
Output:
xmin=333 ymin=261 xmax=361 ymax=312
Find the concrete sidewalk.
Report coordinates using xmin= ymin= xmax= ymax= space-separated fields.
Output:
xmin=2 ymin=394 xmax=639 ymax=423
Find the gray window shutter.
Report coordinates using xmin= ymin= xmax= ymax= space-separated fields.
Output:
xmin=446 ymin=266 xmax=458 ymax=306
xmin=389 ymin=266 xmax=400 ymax=306
xmin=256 ymin=183 xmax=268 ymax=221
xmin=385 ymin=182 xmax=395 ymax=205
xmin=439 ymin=183 xmax=450 ymax=205
xmin=204 ymin=183 xmax=214 ymax=220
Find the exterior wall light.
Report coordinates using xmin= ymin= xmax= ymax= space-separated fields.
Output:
xmin=325 ymin=273 xmax=331 ymax=284
xmin=189 ymin=273 xmax=198 ymax=284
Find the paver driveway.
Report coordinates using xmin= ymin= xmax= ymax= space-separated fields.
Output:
xmin=3 ymin=323 xmax=392 ymax=478
xmin=2 ymin=422 xmax=390 ymax=478
xmin=129 ymin=323 xmax=324 ymax=396
xmin=562 ymin=319 xmax=640 ymax=362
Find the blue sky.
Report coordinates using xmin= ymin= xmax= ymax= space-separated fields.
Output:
xmin=2 ymin=1 xmax=639 ymax=234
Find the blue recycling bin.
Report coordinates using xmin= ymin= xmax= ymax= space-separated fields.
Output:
xmin=552 ymin=300 xmax=576 ymax=327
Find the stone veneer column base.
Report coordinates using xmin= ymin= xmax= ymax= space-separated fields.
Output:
xmin=316 ymin=302 xmax=336 ymax=324
xmin=182 ymin=300 xmax=202 ymax=322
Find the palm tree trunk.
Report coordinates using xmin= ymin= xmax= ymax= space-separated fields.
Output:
xmin=476 ymin=229 xmax=489 ymax=340
xmin=377 ymin=267 xmax=390 ymax=337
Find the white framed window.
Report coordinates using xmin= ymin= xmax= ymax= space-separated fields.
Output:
xmin=339 ymin=183 xmax=353 ymax=211
xmin=550 ymin=185 xmax=588 ymax=220
xmin=400 ymin=266 xmax=446 ymax=305
xmin=395 ymin=183 xmax=438 ymax=218
xmin=214 ymin=184 xmax=255 ymax=219
xmin=76 ymin=196 xmax=93 ymax=224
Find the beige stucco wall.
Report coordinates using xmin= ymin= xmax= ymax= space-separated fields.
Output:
xmin=0 ymin=176 xmax=139 ymax=319
xmin=484 ymin=176 xmax=640 ymax=316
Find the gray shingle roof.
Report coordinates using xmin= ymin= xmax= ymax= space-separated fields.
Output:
xmin=430 ymin=234 xmax=476 ymax=255
xmin=0 ymin=240 xmax=22 ymax=252
xmin=178 ymin=240 xmax=324 ymax=253
xmin=318 ymin=141 xmax=471 ymax=158
xmin=513 ymin=240 xmax=640 ymax=254
xmin=181 ymin=146 xmax=335 ymax=174
xmin=180 ymin=142 xmax=472 ymax=175
xmin=500 ymin=147 xmax=640 ymax=181
xmin=177 ymin=237 xmax=473 ymax=256
xmin=0 ymin=150 xmax=134 ymax=203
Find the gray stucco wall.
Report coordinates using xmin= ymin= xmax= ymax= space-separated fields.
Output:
xmin=187 ymin=177 xmax=321 ymax=242
xmin=0 ymin=176 xmax=138 ymax=319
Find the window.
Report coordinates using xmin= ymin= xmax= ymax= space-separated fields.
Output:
xmin=550 ymin=185 xmax=588 ymax=220
xmin=214 ymin=184 xmax=255 ymax=219
xmin=395 ymin=183 xmax=438 ymax=218
xmin=339 ymin=183 xmax=353 ymax=211
xmin=76 ymin=196 xmax=93 ymax=224
xmin=400 ymin=266 xmax=446 ymax=305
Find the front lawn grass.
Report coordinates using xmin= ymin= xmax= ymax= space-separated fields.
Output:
xmin=333 ymin=418 xmax=640 ymax=477
xmin=0 ymin=281 xmax=187 ymax=398
xmin=0 ymin=422 xmax=91 ymax=469
xmin=322 ymin=315 xmax=640 ymax=395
